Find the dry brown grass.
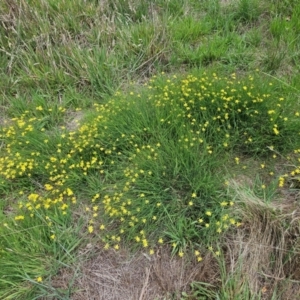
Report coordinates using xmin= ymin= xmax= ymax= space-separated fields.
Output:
xmin=222 ymin=179 xmax=300 ymax=299
xmin=53 ymin=245 xmax=218 ymax=300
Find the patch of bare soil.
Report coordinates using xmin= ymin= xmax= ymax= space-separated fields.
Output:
xmin=0 ymin=114 xmax=11 ymax=127
xmin=65 ymin=110 xmax=85 ymax=132
xmin=220 ymin=0 xmax=234 ymax=6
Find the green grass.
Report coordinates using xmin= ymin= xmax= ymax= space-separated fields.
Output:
xmin=0 ymin=205 xmax=84 ymax=299
xmin=1 ymin=0 xmax=300 ymax=299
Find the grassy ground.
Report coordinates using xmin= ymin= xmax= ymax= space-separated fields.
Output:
xmin=1 ymin=0 xmax=300 ymax=299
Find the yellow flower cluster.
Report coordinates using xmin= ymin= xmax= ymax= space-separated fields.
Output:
xmin=282 ymin=148 xmax=300 ymax=188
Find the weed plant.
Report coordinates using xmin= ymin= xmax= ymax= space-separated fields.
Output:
xmin=1 ymin=72 xmax=299 ymax=261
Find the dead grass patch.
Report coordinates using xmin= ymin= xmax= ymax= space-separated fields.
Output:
xmin=223 ymin=179 xmax=300 ymax=299
xmin=66 ymin=245 xmax=218 ymax=300
xmin=47 ymin=250 xmax=218 ymax=299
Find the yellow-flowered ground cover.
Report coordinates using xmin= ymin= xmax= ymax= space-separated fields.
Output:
xmin=1 ymin=72 xmax=299 ymax=261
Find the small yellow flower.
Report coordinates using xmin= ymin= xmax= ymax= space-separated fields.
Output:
xmin=191 ymin=193 xmax=197 ymax=198
xmin=158 ymin=238 xmax=163 ymax=244
xmin=92 ymin=193 xmax=100 ymax=201
xmin=197 ymin=256 xmax=203 ymax=262
xmin=205 ymin=211 xmax=212 ymax=216
xmin=36 ymin=276 xmax=43 ymax=282
xmin=88 ymin=226 xmax=93 ymax=233
xmin=273 ymin=127 xmax=279 ymax=135
xmin=66 ymin=188 xmax=73 ymax=196
xmin=100 ymin=224 xmax=105 ymax=230
xmin=142 ymin=239 xmax=148 ymax=248
xmin=188 ymin=201 xmax=193 ymax=206
xmin=149 ymin=249 xmax=154 ymax=255
xmin=194 ymin=250 xmax=200 ymax=256
xmin=44 ymin=184 xmax=53 ymax=191
xmin=178 ymin=251 xmax=184 ymax=257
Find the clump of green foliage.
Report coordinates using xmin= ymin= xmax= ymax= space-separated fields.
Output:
xmin=1 ymin=72 xmax=299 ymax=260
